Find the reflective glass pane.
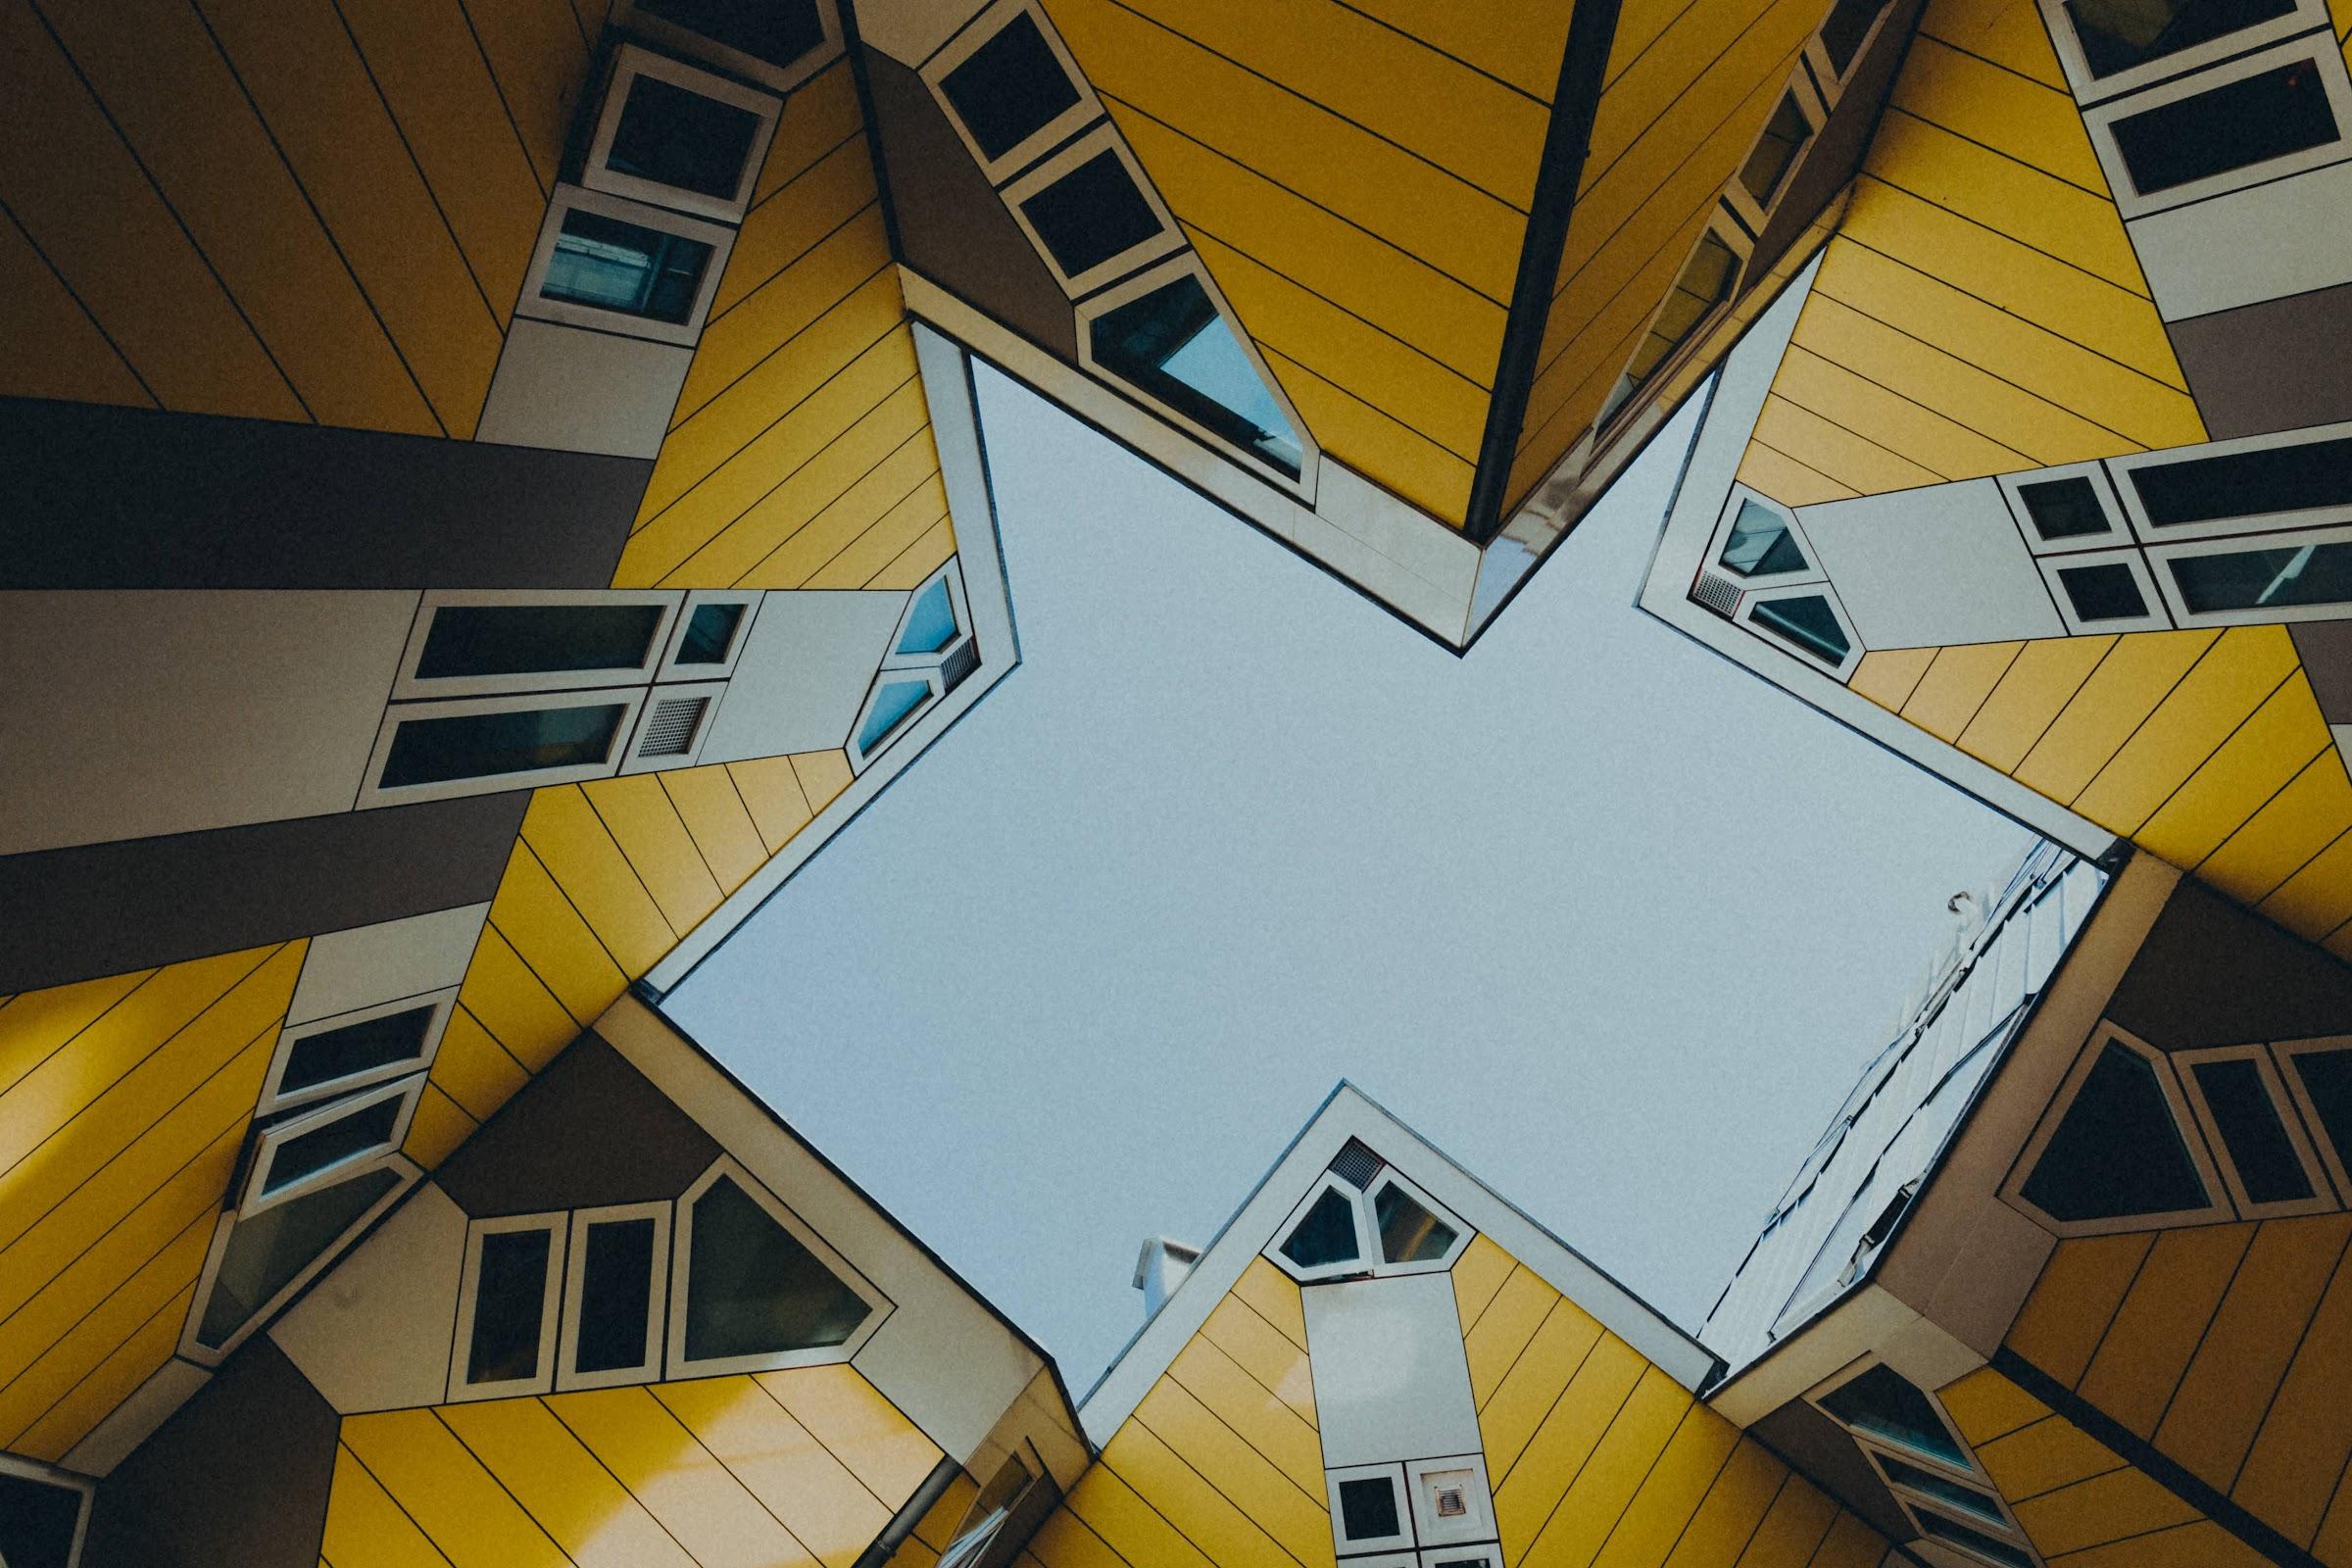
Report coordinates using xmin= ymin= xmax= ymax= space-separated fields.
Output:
xmin=417 ymin=604 xmax=666 ymax=680
xmin=2193 ymin=1057 xmax=2314 ymax=1203
xmin=2056 ymin=562 xmax=2148 ymax=622
xmin=262 ymin=1093 xmax=405 ymax=1197
xmin=574 ymin=1217 xmax=659 ymax=1375
xmin=196 ymin=1165 xmax=402 ymax=1348
xmin=2172 ymin=541 xmax=2352 ymax=613
xmin=544 ymin=209 xmax=715 ymax=324
xmin=684 ymin=1174 xmax=870 ymax=1362
xmin=1750 ymin=594 xmax=1849 ymax=666
xmin=1739 ymin=93 xmax=1812 ymax=207
xmin=280 ymin=1005 xmax=434 ymax=1096
xmin=2111 ymin=61 xmax=2339 ymax=195
xmin=940 ymin=12 xmax=1082 ymax=162
xmin=858 ymin=679 xmax=934 ymax=755
xmin=2131 ymin=435 xmax=2352 ymax=524
xmin=1879 ymin=1455 xmax=2005 ymax=1521
xmin=1598 ymin=234 xmax=1739 ymax=426
xmin=1819 ymin=1364 xmax=1970 ymax=1468
xmin=2067 ymin=0 xmax=2297 ymax=77
xmin=677 ymin=602 xmax=747 ymax=664
xmin=1279 ymin=1189 xmax=1361 ymax=1269
xmin=1337 ymin=1478 xmax=1399 ymax=1542
xmin=0 ymin=1466 xmax=88 ymax=1568
xmin=2018 ymin=476 xmax=2111 ymax=540
xmin=1019 ymin=151 xmax=1164 ymax=278
xmin=639 ymin=0 xmax=826 ymax=71
xmin=2021 ymin=1039 xmax=2209 ymax=1221
xmin=2289 ymin=1049 xmax=2352 ymax=1172
xmin=1721 ymin=499 xmax=1808 ymax=577
xmin=468 ymin=1227 xmax=553 ymax=1384
xmin=1374 ymin=1182 xmax=1458 ymax=1262
xmin=1092 ymin=275 xmax=1302 ymax=477
xmin=607 ymin=74 xmax=761 ymax=199
xmin=381 ymin=704 xmax=625 ymax=788
xmin=899 ymin=579 xmax=960 ymax=657
xmin=1914 ymin=1511 xmax=2034 ymax=1568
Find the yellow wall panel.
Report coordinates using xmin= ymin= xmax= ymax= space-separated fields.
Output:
xmin=1495 ymin=1332 xmax=1647 ymax=1562
xmin=1774 ymin=345 xmax=2034 ymax=483
xmin=1957 ymin=637 xmax=2118 ymax=772
xmin=428 ymin=1006 xmax=531 ymax=1123
xmin=654 ymin=1374 xmax=893 ymax=1568
xmin=1975 ymin=1414 xmax=2123 ymax=1501
xmin=2074 ymin=1222 xmax=2253 ymax=1437
xmin=0 ymin=1210 xmax=209 ymax=1452
xmin=1589 ymin=1408 xmax=1741 ymax=1568
xmin=734 ymin=423 xmax=943 ymax=590
xmin=1467 ymin=1266 xmax=1558 ymax=1406
xmin=660 ymin=765 xmax=773 ymax=896
xmin=867 ymin=518 xmax=958 ymax=592
xmin=2195 ymin=748 xmax=2352 ymax=910
xmin=1849 ymin=649 xmax=1936 ymax=714
xmin=2013 ymin=629 xmax=2220 ymax=803
xmin=1232 ymin=1256 xmax=1309 ymax=1351
xmin=490 ymin=843 xmax=629 ymax=1025
xmin=2258 ymin=825 xmax=2352 ymax=947
xmin=2133 ymin=671 xmax=2330 ymax=868
xmin=807 ymin=470 xmax=952 ymax=590
xmin=323 ymin=1442 xmax=462 ymax=1568
xmin=1100 ymin=1422 xmax=1296 ymax=1568
xmin=1887 ymin=37 xmax=2106 ymax=191
xmin=1730 ymin=1477 xmax=1836 ymax=1568
xmin=757 ymin=1363 xmax=943 ymax=1509
xmin=1321 ymin=0 xmax=1571 ymax=100
xmin=1453 ymin=1233 xmax=1516 ymax=1329
xmin=1737 ymin=444 xmax=1856 ymax=508
xmin=522 ymin=786 xmax=680 ymax=977
xmin=580 ymin=774 xmax=726 ymax=938
xmin=728 ymin=757 xmax=816 ymax=853
xmin=1262 ymin=349 xmax=1473 ymax=523
xmin=439 ymin=1396 xmax=701 ymax=1568
xmin=1751 ymin=395 xmax=1943 ymax=498
xmin=405 ymin=1081 xmax=479 ymax=1169
xmin=1062 ymin=1461 xmax=1215 ymax=1568
xmin=2011 ymin=1465 xmax=2199 ymax=1556
xmin=0 ymin=968 xmax=152 ymax=1103
xmin=759 ymin=63 xmax=865 ymax=203
xmin=1935 ymin=1367 xmax=2048 ymax=1447
xmin=1029 ymin=1498 xmax=1136 ymax=1568
xmin=0 ymin=205 xmax=151 ymax=408
xmin=1902 ymin=643 xmax=2025 ymax=743
xmin=793 ymin=752 xmax=855 ymax=814
xmin=1806 ymin=1513 xmax=1885 ymax=1568
xmin=1661 ymin=1441 xmax=1786 ymax=1568
xmin=1166 ymin=1333 xmax=1322 ymax=1494
xmin=2068 ymin=626 xmax=2299 ymax=834
xmin=464 ymin=0 xmax=591 ymax=196
xmin=1483 ymin=1298 xmax=1605 ymax=1485
xmin=2005 ymin=1232 xmax=2153 ymax=1387
xmin=342 ymin=1407 xmax=572 ymax=1568
xmin=713 ymin=138 xmax=882 ymax=319
xmin=13 ymin=1275 xmax=195 ymax=1462
xmin=2060 ymin=1520 xmax=2273 ymax=1568
xmin=1922 ymin=0 xmax=2067 ymax=86
xmin=673 ymin=208 xmax=896 ymax=428
xmin=456 ymin=925 xmax=577 ymax=1075
xmin=1522 ymin=1369 xmax=1697 ymax=1568
xmin=1129 ymin=1380 xmax=1330 ymax=1568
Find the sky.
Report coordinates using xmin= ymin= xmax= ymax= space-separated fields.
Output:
xmin=668 ymin=367 xmax=2035 ymax=1393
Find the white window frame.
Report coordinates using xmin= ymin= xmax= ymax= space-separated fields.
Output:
xmin=1737 ymin=579 xmax=1865 ymax=680
xmin=847 ymin=666 xmax=946 ymax=773
xmin=2082 ymin=32 xmax=2352 ymax=218
xmin=2146 ymin=519 xmax=2352 ymax=626
xmin=1804 ymin=0 xmax=1904 ymax=92
xmin=2036 ymin=548 xmax=2174 ymax=635
xmin=2001 ymin=1023 xmax=2234 ymax=1236
xmin=619 ymin=679 xmax=730 ymax=775
xmin=1075 ymin=251 xmax=1321 ymax=502
xmin=516 ymin=184 xmax=739 ymax=348
xmin=450 ymin=1212 xmax=569 ymax=1401
xmin=1001 ymin=123 xmax=1187 ymax=298
xmin=237 ymin=1072 xmax=427 ymax=1218
xmin=1267 ymin=1173 xmax=1378 ymax=1284
xmin=1325 ymin=1462 xmax=1416 ymax=1555
xmin=2034 ymin=0 xmax=2335 ymax=104
xmin=392 ymin=590 xmax=686 ymax=701
xmin=1417 ymin=1550 xmax=1500 ymax=1568
xmin=2109 ymin=418 xmax=2352 ymax=544
xmin=613 ymin=0 xmax=845 ymax=98
xmin=1861 ymin=1438 xmax=2032 ymax=1541
xmin=658 ymin=590 xmax=766 ymax=682
xmin=181 ymin=1155 xmax=419 ymax=1365
xmin=1363 ymin=1168 xmax=1473 ymax=1276
xmin=582 ymin=44 xmax=782 ymax=222
xmin=1804 ymin=1354 xmax=1986 ymax=1486
xmin=260 ymin=987 xmax=458 ymax=1115
xmin=1722 ymin=72 xmax=1830 ymax=233
xmin=921 ymin=0 xmax=1105 ymax=185
xmin=556 ymin=1201 xmax=673 ymax=1392
xmin=666 ymin=1155 xmax=892 ymax=1379
xmin=2274 ymin=1035 xmax=2352 ymax=1200
xmin=1402 ymin=1453 xmax=1494 ymax=1549
xmin=881 ymin=561 xmax=973 ymax=672
xmin=1897 ymin=1489 xmax=2045 ymax=1567
xmin=0 ymin=1449 xmax=94 ymax=1568
xmin=1703 ymin=484 xmax=1825 ymax=587
xmin=1998 ymin=461 xmax=2132 ymax=555
xmin=2175 ymin=1043 xmax=2340 ymax=1217
xmin=358 ymin=687 xmax=648 ymax=808
xmin=1592 ymin=205 xmax=1754 ymax=449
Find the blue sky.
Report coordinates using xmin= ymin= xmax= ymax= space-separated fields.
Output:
xmin=668 ymin=368 xmax=2035 ymax=1390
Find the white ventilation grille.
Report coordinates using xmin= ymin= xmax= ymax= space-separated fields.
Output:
xmin=1692 ymin=571 xmax=1741 ymax=617
xmin=637 ymin=696 xmax=709 ymax=758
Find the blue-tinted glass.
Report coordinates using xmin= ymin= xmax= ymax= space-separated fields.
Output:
xmin=858 ymin=679 xmax=933 ymax=755
xmin=1092 ymin=276 xmax=1302 ymax=477
xmin=1820 ymin=1364 xmax=1969 ymax=1468
xmin=678 ymin=602 xmax=746 ymax=664
xmin=544 ymin=209 xmax=715 ymax=324
xmin=898 ymin=579 xmax=959 ymax=657
xmin=1751 ymin=594 xmax=1849 ymax=665
xmin=1720 ymin=500 xmax=1807 ymax=577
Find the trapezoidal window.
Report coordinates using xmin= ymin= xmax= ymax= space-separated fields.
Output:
xmin=1372 ymin=1177 xmax=1459 ymax=1263
xmin=2168 ymin=537 xmax=2352 ymax=615
xmin=1816 ymin=0 xmax=1894 ymax=76
xmin=939 ymin=8 xmax=1084 ymax=165
xmin=675 ymin=601 xmax=749 ymax=667
xmin=1281 ymin=1188 xmax=1362 ymax=1272
xmin=1088 ymin=269 xmax=1304 ymax=479
xmin=2017 ymin=476 xmax=2116 ymax=542
xmin=2015 ymin=1031 xmax=2219 ymax=1229
xmin=558 ymin=1203 xmax=670 ymax=1391
xmin=454 ymin=1215 xmax=565 ymax=1399
xmin=621 ymin=0 xmax=833 ymax=87
xmin=2281 ymin=1040 xmax=2352 ymax=1195
xmin=671 ymin=1160 xmax=884 ymax=1375
xmin=377 ymin=699 xmax=631 ymax=792
xmin=2063 ymin=0 xmax=2301 ymax=80
xmin=1597 ymin=230 xmax=1741 ymax=431
xmin=2106 ymin=52 xmax=2342 ymax=198
xmin=237 ymin=1075 xmax=424 ymax=1216
xmin=189 ymin=1160 xmax=411 ymax=1361
xmin=1816 ymin=1362 xmax=1974 ymax=1472
xmin=264 ymin=994 xmax=451 ymax=1113
xmin=1748 ymin=592 xmax=1852 ymax=667
xmin=2054 ymin=561 xmax=2150 ymax=622
xmin=1719 ymin=498 xmax=1809 ymax=578
xmin=1738 ymin=92 xmax=1814 ymax=209
xmin=2180 ymin=1047 xmax=2333 ymax=1214
xmin=0 ymin=1459 xmax=91 ymax=1568
xmin=1013 ymin=143 xmax=1171 ymax=290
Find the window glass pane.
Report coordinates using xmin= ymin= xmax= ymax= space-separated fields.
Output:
xmin=262 ymin=1094 xmax=405 ymax=1197
xmin=1279 ymin=1188 xmax=1361 ymax=1269
xmin=1739 ymin=93 xmax=1812 ymax=207
xmin=382 ymin=704 xmax=625 ymax=789
xmin=2021 ymin=1038 xmax=2210 ymax=1221
xmin=2288 ymin=1048 xmax=2352 ymax=1172
xmin=280 ymin=1005 xmax=434 ymax=1097
xmin=574 ymin=1217 xmax=659 ymax=1375
xmin=1337 ymin=1478 xmax=1399 ymax=1541
xmin=468 ymin=1228 xmax=554 ymax=1385
xmin=196 ymin=1166 xmax=402 ymax=1348
xmin=1819 ymin=0 xmax=1892 ymax=73
xmin=0 ymin=1469 xmax=83 ymax=1568
xmin=1878 ymin=1455 xmax=2005 ymax=1522
xmin=1914 ymin=1511 xmax=2034 ymax=1568
xmin=677 ymin=602 xmax=747 ymax=664
xmin=1598 ymin=234 xmax=1740 ymax=426
xmin=1092 ymin=275 xmax=1302 ymax=477
xmin=899 ymin=579 xmax=960 ymax=658
xmin=2111 ymin=61 xmax=2339 ymax=195
xmin=942 ymin=12 xmax=1082 ymax=161
xmin=1751 ymin=594 xmax=1850 ymax=665
xmin=2193 ymin=1057 xmax=2314 ymax=1203
xmin=684 ymin=1174 xmax=870 ymax=1361
xmin=2131 ymin=436 xmax=2352 ymax=524
xmin=2056 ymin=562 xmax=2147 ymax=622
xmin=2171 ymin=541 xmax=2352 ymax=614
xmin=608 ymin=74 xmax=762 ymax=200
xmin=1821 ymin=1365 xmax=1970 ymax=1468
xmin=858 ymin=678 xmax=934 ymax=755
xmin=417 ymin=604 xmax=666 ymax=680
xmin=1019 ymin=150 xmax=1164 ymax=278
xmin=1721 ymin=499 xmax=1808 ymax=577
xmin=1374 ymin=1182 xmax=1458 ymax=1262
xmin=2066 ymin=0 xmax=2298 ymax=77
xmin=2018 ymin=476 xmax=2112 ymax=540
xmin=638 ymin=0 xmax=826 ymax=71
xmin=544 ymin=209 xmax=715 ymax=324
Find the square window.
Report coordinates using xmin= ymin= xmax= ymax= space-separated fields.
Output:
xmin=1018 ymin=150 xmax=1167 ymax=281
xmin=677 ymin=602 xmax=747 ymax=664
xmin=2017 ymin=476 xmax=2112 ymax=541
xmin=1340 ymin=1478 xmax=1402 ymax=1542
xmin=2056 ymin=561 xmax=2148 ymax=621
xmin=543 ymin=208 xmax=716 ymax=326
xmin=607 ymin=73 xmax=764 ymax=201
xmin=940 ymin=9 xmax=1083 ymax=164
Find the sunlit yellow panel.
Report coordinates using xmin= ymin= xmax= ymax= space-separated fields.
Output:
xmin=438 ymin=1396 xmax=700 ymax=1568
xmin=546 ymin=1384 xmax=821 ymax=1568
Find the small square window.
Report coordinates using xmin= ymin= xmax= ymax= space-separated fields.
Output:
xmin=2016 ymin=477 xmax=2112 ymax=542
xmin=607 ymin=74 xmax=765 ymax=202
xmin=940 ymin=9 xmax=1083 ymax=164
xmin=677 ymin=602 xmax=747 ymax=664
xmin=2055 ymin=561 xmax=2148 ymax=621
xmin=1339 ymin=1478 xmax=1402 ymax=1542
xmin=1017 ymin=150 xmax=1167 ymax=282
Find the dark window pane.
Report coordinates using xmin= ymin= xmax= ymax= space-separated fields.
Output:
xmin=1879 ymin=1455 xmax=2005 ymax=1522
xmin=638 ymin=0 xmax=827 ymax=71
xmin=2111 ymin=61 xmax=2339 ymax=196
xmin=0 ymin=1469 xmax=86 ymax=1568
xmin=1020 ymin=150 xmax=1164 ymax=278
xmin=417 ymin=604 xmax=665 ymax=680
xmin=2193 ymin=1057 xmax=2315 ymax=1203
xmin=544 ymin=209 xmax=715 ymax=324
xmin=2057 ymin=562 xmax=2148 ymax=622
xmin=468 ymin=1228 xmax=554 ymax=1384
xmin=1819 ymin=0 xmax=1892 ymax=74
xmin=1914 ymin=1512 xmax=2034 ymax=1568
xmin=678 ymin=602 xmax=747 ymax=664
xmin=2171 ymin=541 xmax=2352 ymax=614
xmin=574 ymin=1217 xmax=659 ymax=1375
xmin=1740 ymin=93 xmax=1813 ymax=207
xmin=382 ymin=704 xmax=625 ymax=789
xmin=858 ymin=678 xmax=934 ymax=756
xmin=1820 ymin=1364 xmax=1970 ymax=1468
xmin=898 ymin=579 xmax=959 ymax=658
xmin=2018 ymin=476 xmax=2112 ymax=540
xmin=2289 ymin=1049 xmax=2352 ymax=1173
xmin=1721 ymin=499 xmax=1808 ymax=576
xmin=1750 ymin=594 xmax=1850 ymax=665
xmin=197 ymin=1166 xmax=402 ymax=1348
xmin=608 ymin=74 xmax=762 ymax=200
xmin=1337 ymin=1478 xmax=1399 ymax=1542
xmin=684 ymin=1174 xmax=870 ymax=1361
xmin=2131 ymin=435 xmax=2352 ymax=525
xmin=281 ymin=1005 xmax=434 ymax=1096
xmin=2021 ymin=1038 xmax=2211 ymax=1221
xmin=1374 ymin=1182 xmax=1458 ymax=1262
xmin=1092 ymin=274 xmax=1303 ymax=476
xmin=263 ymin=1094 xmax=405 ymax=1197
xmin=2066 ymin=0 xmax=2298 ymax=77
xmin=1598 ymin=233 xmax=1740 ymax=426
xmin=1280 ymin=1189 xmax=1361 ymax=1269
xmin=941 ymin=12 xmax=1083 ymax=161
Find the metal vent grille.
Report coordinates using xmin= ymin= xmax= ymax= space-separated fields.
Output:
xmin=637 ymin=696 xmax=709 ymax=758
xmin=1692 ymin=571 xmax=1741 ymax=617
xmin=1329 ymin=1138 xmax=1385 ymax=1191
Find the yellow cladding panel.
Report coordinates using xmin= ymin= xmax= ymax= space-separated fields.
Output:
xmin=580 ymin=775 xmax=726 ymax=938
xmin=1849 ymin=650 xmax=1936 ymax=714
xmin=0 ymin=1211 xmax=209 ymax=1454
xmin=1934 ymin=1367 xmax=2049 ymax=1447
xmin=521 ymin=785 xmax=679 ymax=977
xmin=1729 ymin=1477 xmax=1837 ymax=1568
xmin=1752 ymin=395 xmax=1943 ymax=498
xmin=759 ymin=1364 xmax=944 ymax=1507
xmin=712 ymin=138 xmax=881 ymax=323
xmin=2132 ymin=665 xmax=2330 ymax=866
xmin=1588 ymin=1408 xmax=1743 ymax=1568
xmin=438 ymin=1396 xmax=700 ymax=1568
xmin=456 ymin=925 xmax=575 ymax=1076
xmin=728 ymin=757 xmax=817 ymax=853
xmin=1659 ymin=1441 xmax=1786 ymax=1568
xmin=2196 ymin=749 xmax=2352 ymax=912
xmin=2005 ymin=1232 xmax=2153 ymax=1387
xmin=2255 ymin=1239 xmax=2352 ymax=1549
xmin=0 ymin=204 xmax=149 ymax=408
xmin=1453 ymin=1233 xmax=1516 ymax=1327
xmin=1029 ymin=1494 xmax=1141 ymax=1568
xmin=404 ymin=1082 xmax=477 ymax=1169
xmin=487 ymin=842 xmax=629 ymax=1026
xmin=1483 ymin=1297 xmax=1605 ymax=1484
xmin=1261 ymin=349 xmax=1475 ymax=523
xmin=865 ymin=517 xmax=958 ymax=592
xmin=464 ymin=0 xmax=588 ymax=195
xmin=1974 ymin=1414 xmax=2123 ymax=1502
xmin=1922 ymin=0 xmax=2066 ymax=85
xmin=1233 ymin=1255 xmax=1309 ymax=1348
xmin=1519 ymin=1367 xmax=1696 ymax=1568
xmin=1062 ymin=1461 xmax=1215 ymax=1568
xmin=1738 ymin=443 xmax=1856 ymax=508
xmin=2069 ymin=626 xmax=2300 ymax=835
xmin=654 ymin=1374 xmax=895 ymax=1568
xmin=760 ymin=64 xmax=866 ymax=204
xmin=733 ymin=416 xmax=944 ymax=590
xmin=342 ymin=1407 xmax=572 ymax=1568
xmin=1467 ymin=1265 xmax=1560 ymax=1405
xmin=1099 ymin=1423 xmax=1297 ymax=1568
xmin=1902 ymin=644 xmax=2025 ymax=743
xmin=1169 ymin=1330 xmax=1322 ymax=1491
xmin=1495 ymin=1332 xmax=1647 ymax=1562
xmin=660 ymin=766 xmax=774 ymax=896
xmin=673 ymin=209 xmax=897 ymax=431
xmin=1137 ymin=1374 xmax=1331 ymax=1566
xmin=1321 ymin=0 xmax=1573 ymax=101
xmin=1769 ymin=348 xmax=2034 ymax=483
xmin=322 ymin=1441 xmax=463 ymax=1568
xmin=2258 ymin=825 xmax=2352 ymax=944
xmin=548 ymin=1385 xmax=824 ymax=1568
xmin=2013 ymin=630 xmax=2221 ymax=804
xmin=1888 ymin=35 xmax=2105 ymax=190
xmin=2012 ymin=1467 xmax=2199 ymax=1558
xmin=427 ymin=1007 xmax=529 ymax=1125
xmin=794 ymin=752 xmax=855 ymax=814
xmin=2074 ymin=1222 xmax=2253 ymax=1437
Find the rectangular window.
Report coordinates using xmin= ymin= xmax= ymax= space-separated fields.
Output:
xmin=518 ymin=187 xmax=734 ymax=347
xmin=1911 ymin=1509 xmax=2036 ymax=1568
xmin=2018 ymin=477 xmax=2113 ymax=541
xmin=558 ymin=1203 xmax=670 ymax=1391
xmin=1815 ymin=0 xmax=1893 ymax=77
xmin=2083 ymin=34 xmax=2352 ymax=215
xmin=2055 ymin=560 xmax=2149 ymax=621
xmin=2168 ymin=537 xmax=2352 ymax=614
xmin=616 ymin=0 xmax=837 ymax=95
xmin=2043 ymin=0 xmax=2328 ymax=98
xmin=2040 ymin=547 xmax=2171 ymax=633
xmin=238 ymin=1074 xmax=425 ymax=1217
xmin=2128 ymin=433 xmax=2352 ymax=529
xmin=2180 ymin=1047 xmax=2335 ymax=1214
xmin=264 ymin=991 xmax=454 ymax=1113
xmin=372 ymin=697 xmax=635 ymax=800
xmin=454 ymin=1215 xmax=566 ymax=1399
xmin=416 ymin=604 xmax=667 ymax=683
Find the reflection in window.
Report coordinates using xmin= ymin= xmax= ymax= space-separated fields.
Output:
xmin=2172 ymin=540 xmax=2352 ymax=614
xmin=2021 ymin=1038 xmax=2210 ymax=1221
xmin=2110 ymin=60 xmax=2340 ymax=196
xmin=1739 ymin=93 xmax=1813 ymax=208
xmin=1597 ymin=234 xmax=1740 ymax=428
xmin=381 ymin=704 xmax=626 ymax=788
xmin=900 ymin=579 xmax=960 ymax=658
xmin=1720 ymin=499 xmax=1808 ymax=577
xmin=1374 ymin=1182 xmax=1457 ymax=1263
xmin=418 ymin=604 xmax=666 ymax=680
xmin=468 ymin=1227 xmax=555 ymax=1385
xmin=1092 ymin=275 xmax=1302 ymax=477
xmin=1820 ymin=1364 xmax=1970 ymax=1469
xmin=543 ymin=209 xmax=715 ymax=324
xmin=608 ymin=74 xmax=762 ymax=200
xmin=258 ymin=1095 xmax=407 ymax=1201
xmin=677 ymin=602 xmax=748 ymax=665
xmin=684 ymin=1174 xmax=870 ymax=1362
xmin=1279 ymin=1189 xmax=1361 ymax=1270
xmin=2066 ymin=0 xmax=2297 ymax=78
xmin=2017 ymin=476 xmax=2111 ymax=541
xmin=2193 ymin=1057 xmax=2314 ymax=1203
xmin=1879 ymin=1455 xmax=2005 ymax=1522
xmin=196 ymin=1166 xmax=403 ymax=1349
xmin=1750 ymin=594 xmax=1849 ymax=666
xmin=858 ymin=678 xmax=935 ymax=757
